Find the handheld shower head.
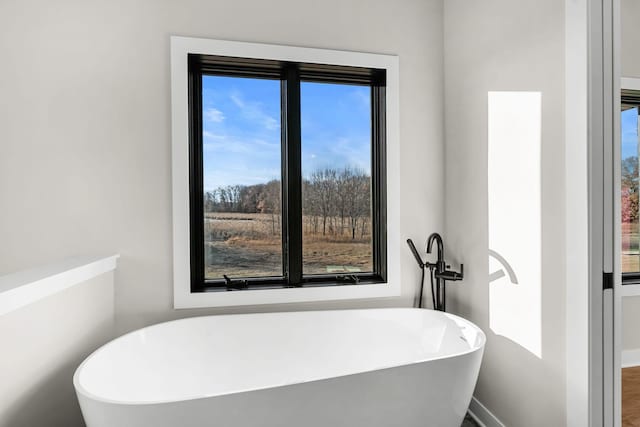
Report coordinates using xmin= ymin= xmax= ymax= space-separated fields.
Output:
xmin=406 ymin=239 xmax=425 ymax=268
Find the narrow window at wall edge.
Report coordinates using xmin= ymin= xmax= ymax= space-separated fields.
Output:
xmin=187 ymin=53 xmax=387 ymax=292
xmin=621 ymin=88 xmax=640 ymax=283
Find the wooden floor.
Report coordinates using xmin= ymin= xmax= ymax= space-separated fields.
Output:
xmin=624 ymin=367 xmax=640 ymax=426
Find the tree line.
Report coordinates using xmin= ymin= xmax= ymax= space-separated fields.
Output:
xmin=204 ymin=166 xmax=371 ymax=240
xmin=623 ymin=156 xmax=639 ymax=223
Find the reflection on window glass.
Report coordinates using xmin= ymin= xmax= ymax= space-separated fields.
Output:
xmin=201 ymin=75 xmax=282 ymax=279
xmin=300 ymin=81 xmax=373 ymax=275
xmin=622 ymin=105 xmax=640 ymax=273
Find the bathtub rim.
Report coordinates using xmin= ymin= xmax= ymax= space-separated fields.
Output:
xmin=73 ymin=308 xmax=485 ymax=406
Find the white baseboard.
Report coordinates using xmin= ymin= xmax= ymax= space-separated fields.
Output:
xmin=468 ymin=397 xmax=506 ymax=427
xmin=622 ymin=348 xmax=640 ymax=368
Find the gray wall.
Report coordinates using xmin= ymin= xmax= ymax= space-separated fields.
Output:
xmin=0 ymin=0 xmax=444 ymax=333
xmin=623 ymin=300 xmax=640 ymax=351
xmin=621 ymin=0 xmax=640 ymax=352
xmin=0 ymin=273 xmax=114 ymax=427
xmin=443 ymin=1 xmax=566 ymax=426
xmin=622 ymin=0 xmax=640 ymax=78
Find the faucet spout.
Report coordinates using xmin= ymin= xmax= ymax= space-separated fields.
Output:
xmin=426 ymin=232 xmax=444 ymax=262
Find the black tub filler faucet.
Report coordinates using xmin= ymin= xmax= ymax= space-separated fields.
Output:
xmin=406 ymin=233 xmax=463 ymax=311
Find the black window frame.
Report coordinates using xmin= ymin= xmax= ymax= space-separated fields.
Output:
xmin=188 ymin=54 xmax=387 ymax=292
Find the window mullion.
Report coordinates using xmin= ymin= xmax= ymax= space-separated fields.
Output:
xmin=282 ymin=64 xmax=303 ymax=286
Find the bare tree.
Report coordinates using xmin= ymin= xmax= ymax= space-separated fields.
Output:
xmin=309 ymin=168 xmax=338 ymax=235
xmin=343 ymin=168 xmax=370 ymax=240
xmin=303 ymin=178 xmax=321 ymax=234
xmin=262 ymin=180 xmax=281 ymax=235
xmin=336 ymin=169 xmax=352 ymax=235
xmin=202 ymin=166 xmax=370 ymax=240
xmin=204 ymin=191 xmax=216 ymax=213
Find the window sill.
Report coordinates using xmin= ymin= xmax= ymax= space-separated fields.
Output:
xmin=174 ymin=281 xmax=400 ymax=309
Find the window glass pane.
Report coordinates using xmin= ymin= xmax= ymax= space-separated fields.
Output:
xmin=622 ymin=105 xmax=639 ymax=273
xmin=201 ymin=75 xmax=282 ymax=279
xmin=300 ymin=81 xmax=373 ymax=275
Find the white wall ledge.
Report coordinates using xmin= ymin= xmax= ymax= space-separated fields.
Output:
xmin=0 ymin=255 xmax=119 ymax=316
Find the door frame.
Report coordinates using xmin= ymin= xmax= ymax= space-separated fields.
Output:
xmin=565 ymin=0 xmax=619 ymax=425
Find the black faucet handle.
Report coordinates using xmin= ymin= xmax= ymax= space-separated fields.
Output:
xmin=223 ymin=274 xmax=249 ymax=290
xmin=435 ymin=263 xmax=464 ymax=282
xmin=453 ymin=264 xmax=464 ymax=281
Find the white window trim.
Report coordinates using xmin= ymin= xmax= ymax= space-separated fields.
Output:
xmin=170 ymin=36 xmax=401 ymax=308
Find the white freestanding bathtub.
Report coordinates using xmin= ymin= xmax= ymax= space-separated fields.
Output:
xmin=74 ymin=308 xmax=485 ymax=427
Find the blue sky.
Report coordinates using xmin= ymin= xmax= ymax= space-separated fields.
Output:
xmin=201 ymin=75 xmax=371 ymax=191
xmin=622 ymin=107 xmax=638 ymax=160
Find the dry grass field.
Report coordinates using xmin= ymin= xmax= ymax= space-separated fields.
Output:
xmin=623 ymin=222 xmax=640 ymax=272
xmin=204 ymin=212 xmax=372 ymax=278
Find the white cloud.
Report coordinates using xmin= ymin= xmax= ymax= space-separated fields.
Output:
xmin=327 ymin=137 xmax=371 ymax=173
xmin=203 ymin=130 xmax=225 ymax=140
xmin=351 ymin=88 xmax=370 ymax=109
xmin=202 ymin=137 xmax=281 ymax=189
xmin=230 ymin=92 xmax=280 ymax=131
xmin=204 ymin=107 xmax=225 ymax=123
xmin=203 ymin=134 xmax=279 ymax=155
